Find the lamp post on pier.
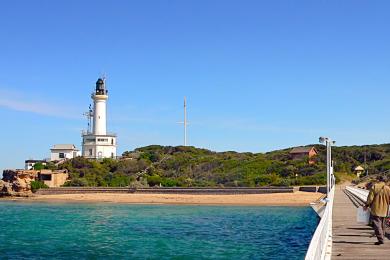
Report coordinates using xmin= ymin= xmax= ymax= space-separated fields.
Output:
xmin=319 ymin=137 xmax=336 ymax=196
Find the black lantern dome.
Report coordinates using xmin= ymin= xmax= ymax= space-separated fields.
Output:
xmin=95 ymin=78 xmax=107 ymax=95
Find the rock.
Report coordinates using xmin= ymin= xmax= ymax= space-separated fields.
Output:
xmin=1 ymin=170 xmax=36 ymax=197
xmin=13 ymin=177 xmax=28 ymax=192
xmin=0 ymin=180 xmax=13 ymax=196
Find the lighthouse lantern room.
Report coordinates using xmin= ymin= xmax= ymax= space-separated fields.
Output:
xmin=82 ymin=78 xmax=117 ymax=159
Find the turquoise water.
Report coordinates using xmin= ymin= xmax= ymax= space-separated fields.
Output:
xmin=0 ymin=202 xmax=317 ymax=259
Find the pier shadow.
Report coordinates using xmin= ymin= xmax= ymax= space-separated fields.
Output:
xmin=339 ymin=234 xmax=372 ymax=237
xmin=333 ymin=241 xmax=374 ymax=245
xmin=347 ymin=227 xmax=372 ymax=231
xmin=343 ymin=189 xmax=363 ymax=208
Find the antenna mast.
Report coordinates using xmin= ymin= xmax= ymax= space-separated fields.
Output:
xmin=83 ymin=104 xmax=93 ymax=133
xmin=184 ymin=96 xmax=187 ymax=146
xmin=177 ymin=97 xmax=189 ymax=146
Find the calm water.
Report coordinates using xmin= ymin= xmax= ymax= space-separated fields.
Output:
xmin=0 ymin=202 xmax=317 ymax=259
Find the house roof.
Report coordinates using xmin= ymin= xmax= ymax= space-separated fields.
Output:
xmin=25 ymin=159 xmax=46 ymax=163
xmin=51 ymin=144 xmax=77 ymax=150
xmin=290 ymin=146 xmax=316 ymax=154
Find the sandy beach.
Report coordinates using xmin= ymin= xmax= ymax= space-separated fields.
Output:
xmin=26 ymin=191 xmax=324 ymax=206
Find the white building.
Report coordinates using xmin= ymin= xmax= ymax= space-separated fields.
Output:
xmin=50 ymin=144 xmax=81 ymax=161
xmin=25 ymin=160 xmax=47 ymax=170
xmin=82 ymin=78 xmax=117 ymax=159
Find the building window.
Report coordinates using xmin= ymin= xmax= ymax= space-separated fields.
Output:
xmin=59 ymin=153 xmax=65 ymax=159
xmin=111 ymin=139 xmax=114 ymax=145
xmin=97 ymin=138 xmax=108 ymax=142
xmin=111 ymin=152 xmax=114 ymax=158
xmin=40 ymin=174 xmax=52 ymax=181
xmin=89 ymin=149 xmax=93 ymax=156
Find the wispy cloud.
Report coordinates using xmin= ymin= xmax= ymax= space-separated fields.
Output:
xmin=0 ymin=88 xmax=82 ymax=119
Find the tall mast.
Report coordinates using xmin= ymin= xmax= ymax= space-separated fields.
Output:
xmin=184 ymin=96 xmax=187 ymax=146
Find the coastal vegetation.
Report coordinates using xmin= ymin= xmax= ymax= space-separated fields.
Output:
xmin=55 ymin=143 xmax=390 ymax=187
xmin=30 ymin=181 xmax=49 ymax=193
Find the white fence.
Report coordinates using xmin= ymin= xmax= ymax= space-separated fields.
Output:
xmin=305 ymin=187 xmax=334 ymax=260
xmin=305 ymin=186 xmax=368 ymax=260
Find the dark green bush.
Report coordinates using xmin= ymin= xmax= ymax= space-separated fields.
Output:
xmin=147 ymin=175 xmax=162 ymax=186
xmin=63 ymin=178 xmax=89 ymax=187
xmin=33 ymin=163 xmax=45 ymax=170
xmin=30 ymin=181 xmax=49 ymax=192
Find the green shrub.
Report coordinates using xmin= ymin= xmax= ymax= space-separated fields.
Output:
xmin=147 ymin=175 xmax=162 ymax=186
xmin=63 ymin=178 xmax=89 ymax=187
xmin=108 ymin=175 xmax=131 ymax=187
xmin=33 ymin=163 xmax=45 ymax=170
xmin=30 ymin=181 xmax=49 ymax=192
xmin=161 ymin=178 xmax=180 ymax=187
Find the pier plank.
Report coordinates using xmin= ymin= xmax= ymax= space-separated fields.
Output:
xmin=332 ymin=187 xmax=390 ymax=259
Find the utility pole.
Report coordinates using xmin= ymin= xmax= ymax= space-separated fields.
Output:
xmin=319 ymin=137 xmax=336 ymax=196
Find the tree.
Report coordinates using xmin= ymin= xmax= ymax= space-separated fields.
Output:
xmin=33 ymin=162 xmax=45 ymax=170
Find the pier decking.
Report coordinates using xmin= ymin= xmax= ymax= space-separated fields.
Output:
xmin=332 ymin=187 xmax=390 ymax=259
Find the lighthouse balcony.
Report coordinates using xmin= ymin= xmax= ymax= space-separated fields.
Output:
xmin=82 ymin=133 xmax=117 ymax=146
xmin=82 ymin=132 xmax=117 ymax=137
xmin=91 ymin=93 xmax=108 ymax=99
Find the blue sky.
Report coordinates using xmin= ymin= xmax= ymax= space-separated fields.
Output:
xmin=1 ymin=0 xmax=390 ymax=170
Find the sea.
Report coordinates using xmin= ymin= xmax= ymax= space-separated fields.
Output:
xmin=0 ymin=202 xmax=318 ymax=259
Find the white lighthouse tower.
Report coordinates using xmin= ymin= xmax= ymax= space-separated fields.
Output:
xmin=82 ymin=78 xmax=117 ymax=159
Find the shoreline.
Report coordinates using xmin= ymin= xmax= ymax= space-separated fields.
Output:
xmin=1 ymin=191 xmax=325 ymax=206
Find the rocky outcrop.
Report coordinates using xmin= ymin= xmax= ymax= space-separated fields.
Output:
xmin=0 ymin=180 xmax=11 ymax=194
xmin=1 ymin=170 xmax=38 ymax=197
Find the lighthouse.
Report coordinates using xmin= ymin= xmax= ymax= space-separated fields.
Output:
xmin=82 ymin=78 xmax=117 ymax=159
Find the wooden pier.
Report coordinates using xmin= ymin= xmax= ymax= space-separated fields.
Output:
xmin=332 ymin=186 xmax=390 ymax=259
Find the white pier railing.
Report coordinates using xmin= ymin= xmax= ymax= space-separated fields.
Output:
xmin=345 ymin=186 xmax=369 ymax=202
xmin=305 ymin=187 xmax=335 ymax=260
xmin=305 ymin=186 xmax=369 ymax=260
